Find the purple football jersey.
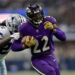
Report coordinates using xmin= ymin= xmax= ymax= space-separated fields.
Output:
xmin=18 ymin=16 xmax=66 ymax=57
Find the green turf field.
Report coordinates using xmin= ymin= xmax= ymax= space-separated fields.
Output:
xmin=8 ymin=71 xmax=75 ymax=75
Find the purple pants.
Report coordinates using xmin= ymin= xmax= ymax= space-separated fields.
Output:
xmin=31 ymin=54 xmax=60 ymax=75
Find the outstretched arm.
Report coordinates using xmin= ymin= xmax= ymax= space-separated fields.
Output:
xmin=0 ymin=26 xmax=12 ymax=48
xmin=53 ymin=26 xmax=66 ymax=41
xmin=0 ymin=37 xmax=13 ymax=48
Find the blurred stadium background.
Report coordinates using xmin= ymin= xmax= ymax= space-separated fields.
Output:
xmin=0 ymin=0 xmax=75 ymax=75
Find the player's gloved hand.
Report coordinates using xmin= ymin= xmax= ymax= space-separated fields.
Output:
xmin=21 ymin=36 xmax=36 ymax=47
xmin=10 ymin=32 xmax=20 ymax=40
xmin=44 ymin=21 xmax=54 ymax=30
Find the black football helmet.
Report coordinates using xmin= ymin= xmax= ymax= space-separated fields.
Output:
xmin=26 ymin=4 xmax=44 ymax=28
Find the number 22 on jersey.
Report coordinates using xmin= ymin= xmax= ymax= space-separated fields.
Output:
xmin=33 ymin=36 xmax=50 ymax=53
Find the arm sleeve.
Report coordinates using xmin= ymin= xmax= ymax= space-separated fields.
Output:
xmin=11 ymin=38 xmax=24 ymax=51
xmin=53 ymin=27 xmax=66 ymax=41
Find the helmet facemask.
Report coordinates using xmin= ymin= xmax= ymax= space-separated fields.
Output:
xmin=32 ymin=12 xmax=43 ymax=25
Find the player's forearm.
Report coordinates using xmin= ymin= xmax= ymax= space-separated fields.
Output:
xmin=11 ymin=40 xmax=26 ymax=51
xmin=53 ymin=27 xmax=66 ymax=41
xmin=0 ymin=37 xmax=12 ymax=48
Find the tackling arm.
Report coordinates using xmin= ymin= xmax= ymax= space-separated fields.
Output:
xmin=0 ymin=32 xmax=21 ymax=49
xmin=0 ymin=37 xmax=13 ymax=48
xmin=0 ymin=26 xmax=12 ymax=48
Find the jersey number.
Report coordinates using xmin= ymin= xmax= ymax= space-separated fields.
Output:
xmin=33 ymin=36 xmax=50 ymax=53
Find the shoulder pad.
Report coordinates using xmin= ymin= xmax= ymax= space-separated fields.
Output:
xmin=18 ymin=21 xmax=27 ymax=32
xmin=0 ymin=26 xmax=7 ymax=34
xmin=44 ymin=16 xmax=50 ymax=18
xmin=0 ymin=26 xmax=10 ymax=38
xmin=50 ymin=16 xmax=56 ymax=22
xmin=18 ymin=21 xmax=30 ymax=36
xmin=44 ymin=16 xmax=56 ymax=24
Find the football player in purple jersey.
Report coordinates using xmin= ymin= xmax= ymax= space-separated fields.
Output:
xmin=11 ymin=4 xmax=66 ymax=75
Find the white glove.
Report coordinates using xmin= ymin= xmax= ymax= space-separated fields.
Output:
xmin=10 ymin=32 xmax=20 ymax=40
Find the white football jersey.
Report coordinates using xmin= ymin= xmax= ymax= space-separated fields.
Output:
xmin=0 ymin=26 xmax=10 ymax=60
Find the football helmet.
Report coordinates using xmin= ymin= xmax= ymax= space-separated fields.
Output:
xmin=6 ymin=14 xmax=26 ymax=33
xmin=26 ymin=4 xmax=44 ymax=27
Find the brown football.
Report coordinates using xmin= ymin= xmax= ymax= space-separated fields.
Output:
xmin=21 ymin=36 xmax=32 ymax=44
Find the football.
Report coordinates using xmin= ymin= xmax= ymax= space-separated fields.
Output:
xmin=21 ymin=36 xmax=32 ymax=44
xmin=21 ymin=36 xmax=36 ymax=47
